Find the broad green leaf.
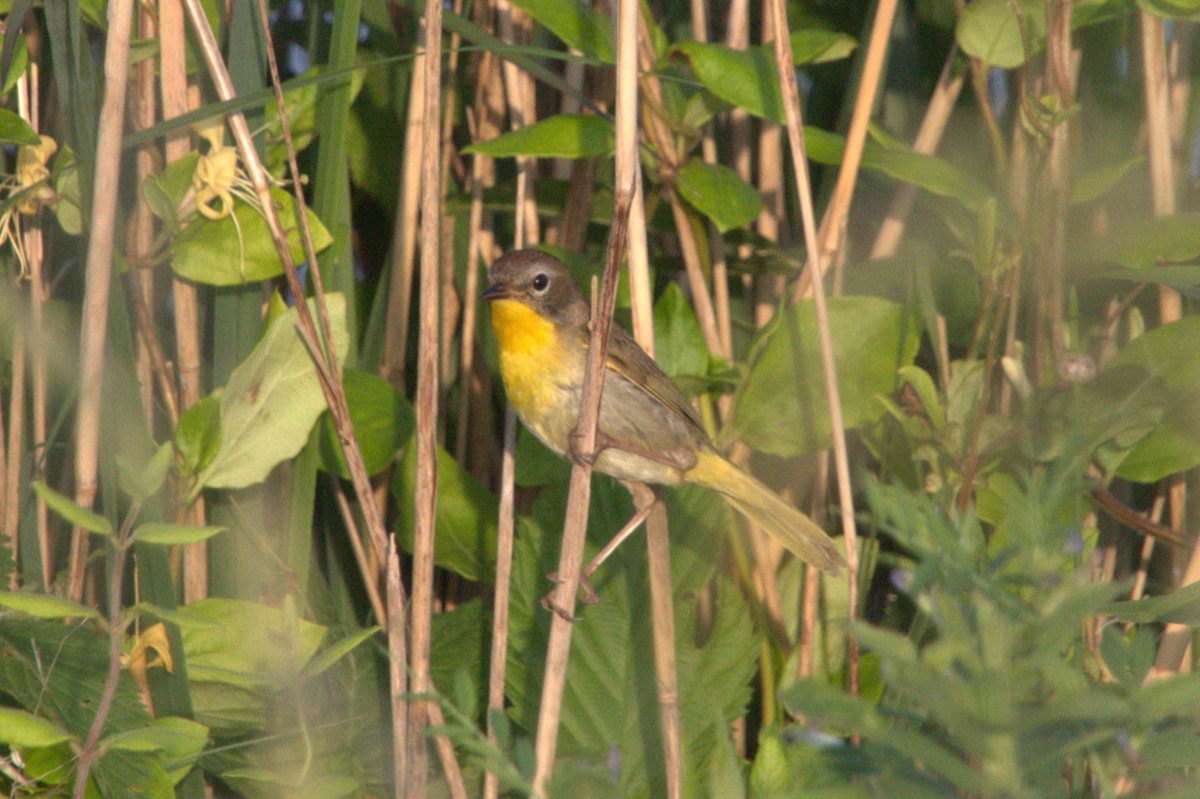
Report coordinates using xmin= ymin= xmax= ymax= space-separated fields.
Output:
xmin=652 ymin=282 xmax=709 ymax=381
xmin=675 ymin=32 xmax=856 ymax=122
xmin=1102 ymin=315 xmax=1200 ymax=481
xmin=675 ymin=159 xmax=762 ymax=233
xmin=806 ymin=127 xmax=992 ymax=211
xmin=1084 ymin=212 xmax=1200 ymax=271
xmin=0 ymin=707 xmax=75 ymax=747
xmin=0 ymin=591 xmax=100 ymax=620
xmin=508 ymin=0 xmax=615 ymax=62
xmin=0 ymin=107 xmax=40 ymax=145
xmin=195 ymin=294 xmax=349 ymax=491
xmin=175 ymin=395 xmax=221 ymax=481
xmin=101 ymin=717 xmax=209 ymax=755
xmin=176 ymin=598 xmax=326 ymax=690
xmin=733 ymin=296 xmax=919 ymax=457
xmin=32 ymin=481 xmax=113 ymax=537
xmin=956 ymin=0 xmax=1045 ymax=68
xmin=51 ymin=148 xmax=82 ymax=235
xmin=463 ymin=114 xmax=614 ymax=159
xmin=393 ymin=438 xmax=498 ymax=582
xmin=170 ymin=187 xmax=333 ymax=286
xmin=264 ymin=65 xmax=365 ymax=171
xmin=1071 ymin=156 xmax=1143 ymax=205
xmin=1105 ymin=582 xmax=1200 ymax=625
xmin=117 ymin=440 xmax=174 ymax=503
xmin=301 ymin=626 xmax=382 ymax=678
xmin=132 ymin=523 xmax=226 ymax=546
xmin=318 ymin=368 xmax=414 ymax=479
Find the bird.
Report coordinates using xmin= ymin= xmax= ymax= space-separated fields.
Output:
xmin=482 ymin=249 xmax=845 ymax=575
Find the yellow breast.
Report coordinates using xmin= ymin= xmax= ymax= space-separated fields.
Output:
xmin=489 ymin=299 xmax=564 ymax=420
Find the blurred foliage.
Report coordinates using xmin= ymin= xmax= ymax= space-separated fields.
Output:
xmin=2 ymin=0 xmax=1200 ymax=796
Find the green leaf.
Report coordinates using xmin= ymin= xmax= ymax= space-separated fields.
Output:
xmin=393 ymin=438 xmax=499 ymax=582
xmin=31 ymin=481 xmax=113 ymax=537
xmin=101 ymin=717 xmax=209 ymax=755
xmin=0 ymin=107 xmax=40 ymax=145
xmin=132 ymin=523 xmax=226 ymax=546
xmin=1139 ymin=0 xmax=1200 ymax=19
xmin=652 ymin=282 xmax=709 ymax=381
xmin=463 ymin=114 xmax=614 ymax=159
xmin=318 ymin=368 xmax=414 ymax=479
xmin=117 ymin=441 xmax=174 ymax=503
xmin=301 ymin=626 xmax=382 ymax=678
xmin=806 ymin=127 xmax=992 ymax=212
xmin=1105 ymin=582 xmax=1200 ymax=625
xmin=194 ymin=294 xmax=350 ymax=491
xmin=170 ymin=187 xmax=333 ymax=286
xmin=733 ymin=296 xmax=919 ymax=457
xmin=141 ymin=151 xmax=201 ymax=233
xmin=508 ymin=0 xmax=615 ymax=62
xmin=1085 ymin=212 xmax=1200 ymax=272
xmin=956 ymin=0 xmax=1045 ymax=68
xmin=1102 ymin=316 xmax=1200 ymax=481
xmin=675 ymin=159 xmax=762 ymax=233
xmin=1071 ymin=156 xmax=1143 ymax=205
xmin=0 ymin=707 xmax=76 ymax=747
xmin=175 ymin=395 xmax=221 ymax=480
xmin=0 ymin=591 xmax=101 ymax=620
xmin=675 ymin=32 xmax=856 ymax=122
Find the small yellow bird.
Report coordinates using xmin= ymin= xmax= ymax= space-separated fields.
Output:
xmin=483 ymin=249 xmax=845 ymax=574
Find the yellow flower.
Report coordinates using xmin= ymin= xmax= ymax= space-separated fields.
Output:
xmin=194 ymin=146 xmax=239 ymax=220
xmin=15 ymin=135 xmax=58 ymax=214
xmin=121 ymin=622 xmax=174 ymax=694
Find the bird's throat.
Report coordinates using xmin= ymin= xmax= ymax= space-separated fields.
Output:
xmin=489 ymin=299 xmax=562 ymax=414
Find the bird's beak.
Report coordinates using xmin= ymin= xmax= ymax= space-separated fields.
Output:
xmin=481 ymin=282 xmax=511 ymax=301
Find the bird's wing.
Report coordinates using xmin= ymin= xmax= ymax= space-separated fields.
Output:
xmin=600 ymin=325 xmax=709 ymax=436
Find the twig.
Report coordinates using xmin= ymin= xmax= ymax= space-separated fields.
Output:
xmin=869 ymin=48 xmax=966 ymax=259
xmin=483 ymin=408 xmax=517 ymax=799
xmin=792 ymin=0 xmax=901 ymax=301
xmin=407 ymin=0 xmax=447 ymax=791
xmin=68 ymin=0 xmax=138 ymax=603
xmin=72 ymin=503 xmax=142 ymax=799
xmin=387 ymin=540 xmax=409 ymax=797
xmin=531 ymin=0 xmax=638 ymax=789
xmin=767 ymin=0 xmax=864 ymax=699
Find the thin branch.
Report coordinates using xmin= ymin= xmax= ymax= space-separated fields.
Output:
xmin=767 ymin=0 xmax=867 ymax=700
xmin=531 ymin=0 xmax=639 ymax=789
xmin=408 ymin=0 xmax=447 ymax=790
xmin=68 ymin=0 xmax=138 ymax=602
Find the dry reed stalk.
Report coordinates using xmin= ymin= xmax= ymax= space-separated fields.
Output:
xmin=1131 ymin=495 xmax=1168 ymax=604
xmin=381 ymin=48 xmax=426 ymax=389
xmin=387 ymin=539 xmax=409 ymax=798
xmin=16 ymin=66 xmax=50 ymax=591
xmin=689 ymin=0 xmax=732 ymax=356
xmin=645 ymin=496 xmax=683 ymax=799
xmin=333 ymin=484 xmax=386 ymax=624
xmin=618 ymin=90 xmax=683 ymax=796
xmin=496 ymin=0 xmax=541 ymax=245
xmin=159 ymin=0 xmax=209 ymax=601
xmin=530 ymin=0 xmax=638 ymax=789
xmin=793 ymin=0 xmax=901 ymax=302
xmin=1 ymin=330 xmax=21 ymax=590
xmin=767 ymin=0 xmax=863 ymax=697
xmin=725 ymin=0 xmax=752 ymax=185
xmin=754 ymin=9 xmax=785 ymax=329
xmin=634 ymin=17 xmax=724 ymax=358
xmin=132 ymin=3 xmax=158 ymax=427
xmin=454 ymin=51 xmax=502 ymax=466
xmin=482 ymin=408 xmax=518 ymax=799
xmin=68 ymin=0 xmax=138 ymax=602
xmin=869 ymin=51 xmax=965 ymax=259
xmin=407 ymin=0 xmax=447 ymax=790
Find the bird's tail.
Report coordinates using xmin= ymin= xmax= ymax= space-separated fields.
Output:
xmin=686 ymin=449 xmax=845 ymax=574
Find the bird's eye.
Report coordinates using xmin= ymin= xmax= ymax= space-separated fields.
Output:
xmin=531 ymin=273 xmax=549 ymax=293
